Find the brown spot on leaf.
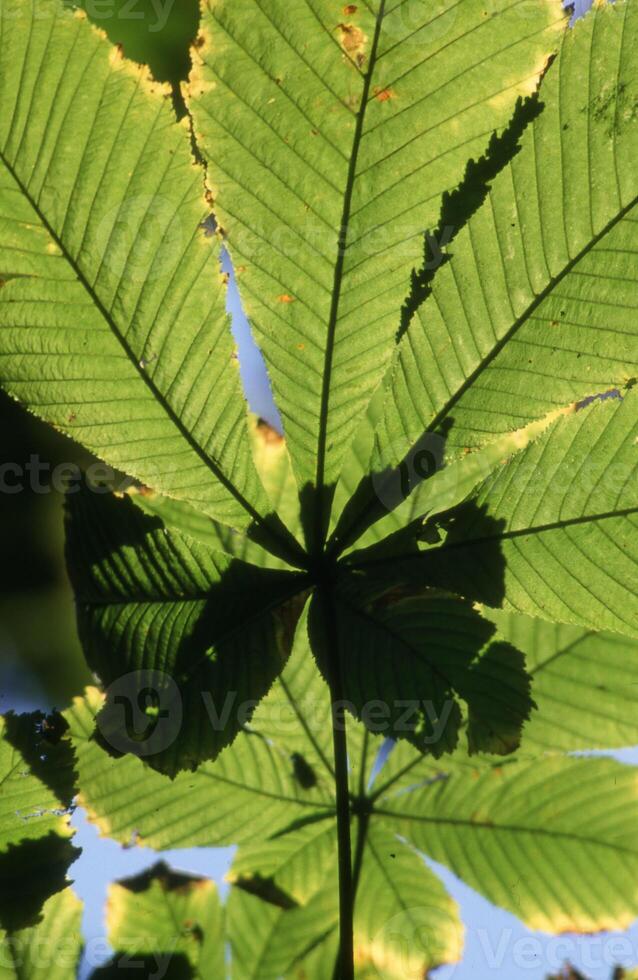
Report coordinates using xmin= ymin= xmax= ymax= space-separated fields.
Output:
xmin=337 ymin=22 xmax=367 ymax=63
xmin=256 ymin=419 xmax=284 ymax=445
xmin=278 ymin=293 xmax=295 ymax=303
xmin=374 ymin=86 xmax=396 ymax=102
xmin=343 ymin=3 xmax=358 ymax=12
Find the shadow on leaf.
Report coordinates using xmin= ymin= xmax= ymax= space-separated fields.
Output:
xmin=2 ymin=710 xmax=76 ymax=806
xmin=65 ymin=485 xmax=308 ymax=777
xmin=0 ymin=833 xmax=80 ymax=932
xmin=325 ymin=500 xmax=535 ymax=757
xmin=399 ymin=90 xmax=546 ymax=341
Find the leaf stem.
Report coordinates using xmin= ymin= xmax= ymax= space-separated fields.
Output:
xmin=323 ymin=584 xmax=355 ymax=980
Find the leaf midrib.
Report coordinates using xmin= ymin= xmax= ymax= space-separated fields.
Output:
xmin=334 ymin=191 xmax=638 ymax=558
xmin=0 ymin=148 xmax=297 ymax=559
xmin=375 ymin=805 xmax=638 ymax=857
xmin=423 ymin=196 xmax=638 ymax=442
xmin=337 ymin=590 xmax=467 ymax=701
xmin=313 ymin=0 xmax=387 ymax=551
xmin=349 ymin=504 xmax=638 ymax=571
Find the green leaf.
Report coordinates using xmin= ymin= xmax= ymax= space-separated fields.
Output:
xmin=367 ymin=1 xmax=638 ymax=512
xmin=359 ymin=392 xmax=638 ymax=635
xmin=230 ymin=821 xmax=338 ymax=906
xmin=309 ymin=581 xmax=534 ymax=756
xmin=332 ymin=401 xmax=568 ymax=556
xmin=377 ymin=754 xmax=638 ymax=934
xmin=132 ymin=415 xmax=303 ymax=570
xmin=187 ymin=0 xmax=566 ymax=543
xmin=0 ymin=0 xmax=303 ymax=563
xmin=65 ymin=630 xmax=638 ymax=963
xmin=351 ymin=824 xmax=463 ymax=979
xmin=0 ymin=713 xmax=79 ymax=931
xmin=245 ymin=599 xmax=337 ymax=788
xmin=227 ymin=824 xmax=462 ymax=979
xmin=483 ymin=607 xmax=638 ymax=753
xmin=0 ymin=890 xmax=83 ymax=980
xmin=227 ymin=830 xmax=338 ymax=980
xmin=367 ymin=603 xmax=638 ymax=777
xmin=64 ymin=686 xmax=334 ymax=848
xmin=98 ymin=863 xmax=224 ymax=980
xmin=65 ymin=483 xmax=306 ymax=772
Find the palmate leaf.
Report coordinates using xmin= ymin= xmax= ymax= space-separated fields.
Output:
xmin=2 ymin=0 xmax=638 ymax=970
xmin=0 ymin=712 xmax=79 ymax=931
xmin=2 ymin=0 xmax=636 ymax=770
xmin=65 ymin=628 xmax=638 ymax=975
xmin=0 ymin=0 xmax=303 ymax=564
xmin=65 ymin=483 xmax=306 ymax=773
xmin=67 ymin=465 xmax=538 ymax=768
xmin=186 ymin=0 xmax=566 ymax=544
xmin=94 ymin=863 xmax=224 ymax=980
xmin=0 ymin=890 xmax=83 ymax=980
xmin=335 ymin=0 xmax=638 ymax=552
